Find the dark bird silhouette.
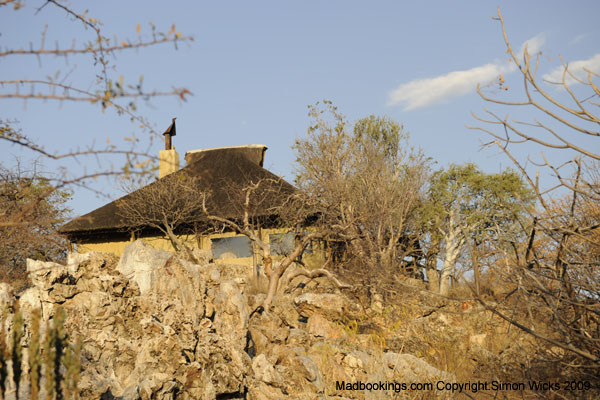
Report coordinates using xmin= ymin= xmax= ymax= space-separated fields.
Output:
xmin=163 ymin=117 xmax=177 ymax=150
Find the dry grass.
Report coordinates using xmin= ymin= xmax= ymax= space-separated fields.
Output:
xmin=332 ymin=276 xmax=599 ymax=399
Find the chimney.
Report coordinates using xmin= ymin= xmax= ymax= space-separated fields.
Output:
xmin=159 ymin=118 xmax=180 ymax=178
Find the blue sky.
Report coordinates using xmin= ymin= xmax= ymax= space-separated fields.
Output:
xmin=2 ymin=0 xmax=599 ymax=217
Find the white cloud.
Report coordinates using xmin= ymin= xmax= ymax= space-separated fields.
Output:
xmin=542 ymin=53 xmax=600 ymax=86
xmin=387 ymin=34 xmax=545 ymax=110
xmin=387 ymin=63 xmax=509 ymax=110
xmin=517 ymin=33 xmax=546 ymax=58
xmin=569 ymin=34 xmax=587 ymax=45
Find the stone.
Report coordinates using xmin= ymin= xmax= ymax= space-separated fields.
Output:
xmin=179 ymin=247 xmax=213 ymax=265
xmin=193 ymin=248 xmax=214 ymax=264
xmin=381 ymin=353 xmax=455 ymax=382
xmin=271 ymin=294 xmax=301 ymax=328
xmin=306 ymin=313 xmax=345 ymax=339
xmin=343 ymin=352 xmax=365 ymax=371
xmin=286 ymin=328 xmax=310 ymax=347
xmin=26 ymin=258 xmax=63 ymax=273
xmin=250 ymin=312 xmax=289 ymax=345
xmin=214 ymin=280 xmax=249 ymax=344
xmin=116 ymin=240 xmax=172 ymax=295
xmin=247 ymin=382 xmax=285 ymax=400
xmin=19 ymin=287 xmax=42 ymax=311
xmin=10 ymin=240 xmax=459 ymax=399
xmin=293 ymin=293 xmax=347 ymax=320
xmin=0 ymin=283 xmax=13 ymax=306
xmin=249 ymin=326 xmax=270 ymax=357
xmin=284 ymin=354 xmax=324 ymax=394
xmin=370 ymin=291 xmax=384 ymax=314
xmin=252 ymin=354 xmax=284 ymax=386
xmin=470 ymin=333 xmax=487 ymax=347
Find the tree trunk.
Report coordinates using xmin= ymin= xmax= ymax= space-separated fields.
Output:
xmin=164 ymin=224 xmax=181 ymax=252
xmin=440 ymin=225 xmax=463 ymax=296
xmin=426 ymin=238 xmax=440 ymax=292
xmin=263 ymin=265 xmax=283 ymax=311
xmin=471 ymin=240 xmax=481 ymax=296
xmin=164 ymin=223 xmax=198 ymax=263
xmin=262 ymin=250 xmax=273 ymax=279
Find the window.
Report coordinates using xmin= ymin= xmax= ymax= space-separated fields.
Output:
xmin=269 ymin=232 xmax=295 ymax=256
xmin=269 ymin=232 xmax=313 ymax=256
xmin=211 ymin=236 xmax=252 ymax=259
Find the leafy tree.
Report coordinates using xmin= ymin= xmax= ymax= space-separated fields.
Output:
xmin=294 ymin=101 xmax=429 ymax=285
xmin=0 ymin=162 xmax=71 ymax=291
xmin=422 ymin=163 xmax=533 ymax=295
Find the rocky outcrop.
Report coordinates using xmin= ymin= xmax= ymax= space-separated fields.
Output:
xmin=21 ymin=245 xmax=251 ymax=399
xmin=116 ymin=239 xmax=172 ymax=295
xmin=0 ymin=240 xmax=454 ymax=399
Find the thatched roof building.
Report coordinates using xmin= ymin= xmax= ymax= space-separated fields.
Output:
xmin=60 ymin=144 xmax=296 ymax=256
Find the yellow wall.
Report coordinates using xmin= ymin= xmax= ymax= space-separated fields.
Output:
xmin=77 ymin=240 xmax=133 ymax=255
xmin=74 ymin=228 xmax=324 ymax=268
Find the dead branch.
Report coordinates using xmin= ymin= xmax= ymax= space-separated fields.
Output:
xmin=278 ymin=265 xmax=352 ymax=295
xmin=469 ymin=7 xmax=600 ymax=380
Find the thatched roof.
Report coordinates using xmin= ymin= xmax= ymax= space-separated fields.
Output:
xmin=60 ymin=145 xmax=296 ymax=238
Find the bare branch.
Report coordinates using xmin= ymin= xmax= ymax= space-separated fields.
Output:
xmin=278 ymin=266 xmax=352 ymax=295
xmin=470 ymin=8 xmax=600 ymax=379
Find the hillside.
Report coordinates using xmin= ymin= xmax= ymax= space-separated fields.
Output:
xmin=0 ymin=240 xmax=595 ymax=399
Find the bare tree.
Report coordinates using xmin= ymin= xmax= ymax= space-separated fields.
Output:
xmin=199 ymin=178 xmax=351 ymax=312
xmin=116 ymin=173 xmax=202 ymax=262
xmin=118 ymin=167 xmax=350 ymax=312
xmin=469 ymin=7 xmax=600 ymax=383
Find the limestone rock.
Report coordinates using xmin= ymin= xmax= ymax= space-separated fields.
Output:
xmin=307 ymin=313 xmax=345 ymax=339
xmin=26 ymin=258 xmax=63 ymax=273
xmin=381 ymin=353 xmax=455 ymax=382
xmin=19 ymin=287 xmax=42 ymax=312
xmin=0 ymin=283 xmax=13 ymax=307
xmin=215 ymin=280 xmax=249 ymax=345
xmin=116 ymin=240 xmax=172 ymax=295
xmin=294 ymin=293 xmax=347 ymax=320
xmin=10 ymin=243 xmax=456 ymax=400
xmin=252 ymin=354 xmax=284 ymax=386
xmin=247 ymin=381 xmax=285 ymax=400
xmin=250 ymin=312 xmax=289 ymax=349
xmin=469 ymin=333 xmax=487 ymax=347
xmin=180 ymin=247 xmax=213 ymax=265
xmin=343 ymin=351 xmax=366 ymax=372
xmin=271 ymin=294 xmax=301 ymax=328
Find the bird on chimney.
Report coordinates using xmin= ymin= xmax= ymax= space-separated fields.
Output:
xmin=163 ymin=117 xmax=177 ymax=150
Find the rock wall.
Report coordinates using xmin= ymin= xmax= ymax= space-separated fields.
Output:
xmin=1 ymin=240 xmax=453 ymax=399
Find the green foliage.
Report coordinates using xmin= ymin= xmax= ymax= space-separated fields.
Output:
xmin=0 ymin=306 xmax=81 ymax=399
xmin=11 ymin=308 xmax=24 ymax=400
xmin=62 ymin=337 xmax=82 ymax=400
xmin=418 ymin=163 xmax=534 ymax=293
xmin=0 ymin=307 xmax=7 ymax=400
xmin=353 ymin=114 xmax=403 ymax=159
xmin=47 ymin=307 xmax=67 ymax=400
xmin=295 ymin=102 xmax=429 ymax=279
xmin=28 ymin=309 xmax=41 ymax=400
xmin=423 ymin=163 xmax=534 ymax=242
